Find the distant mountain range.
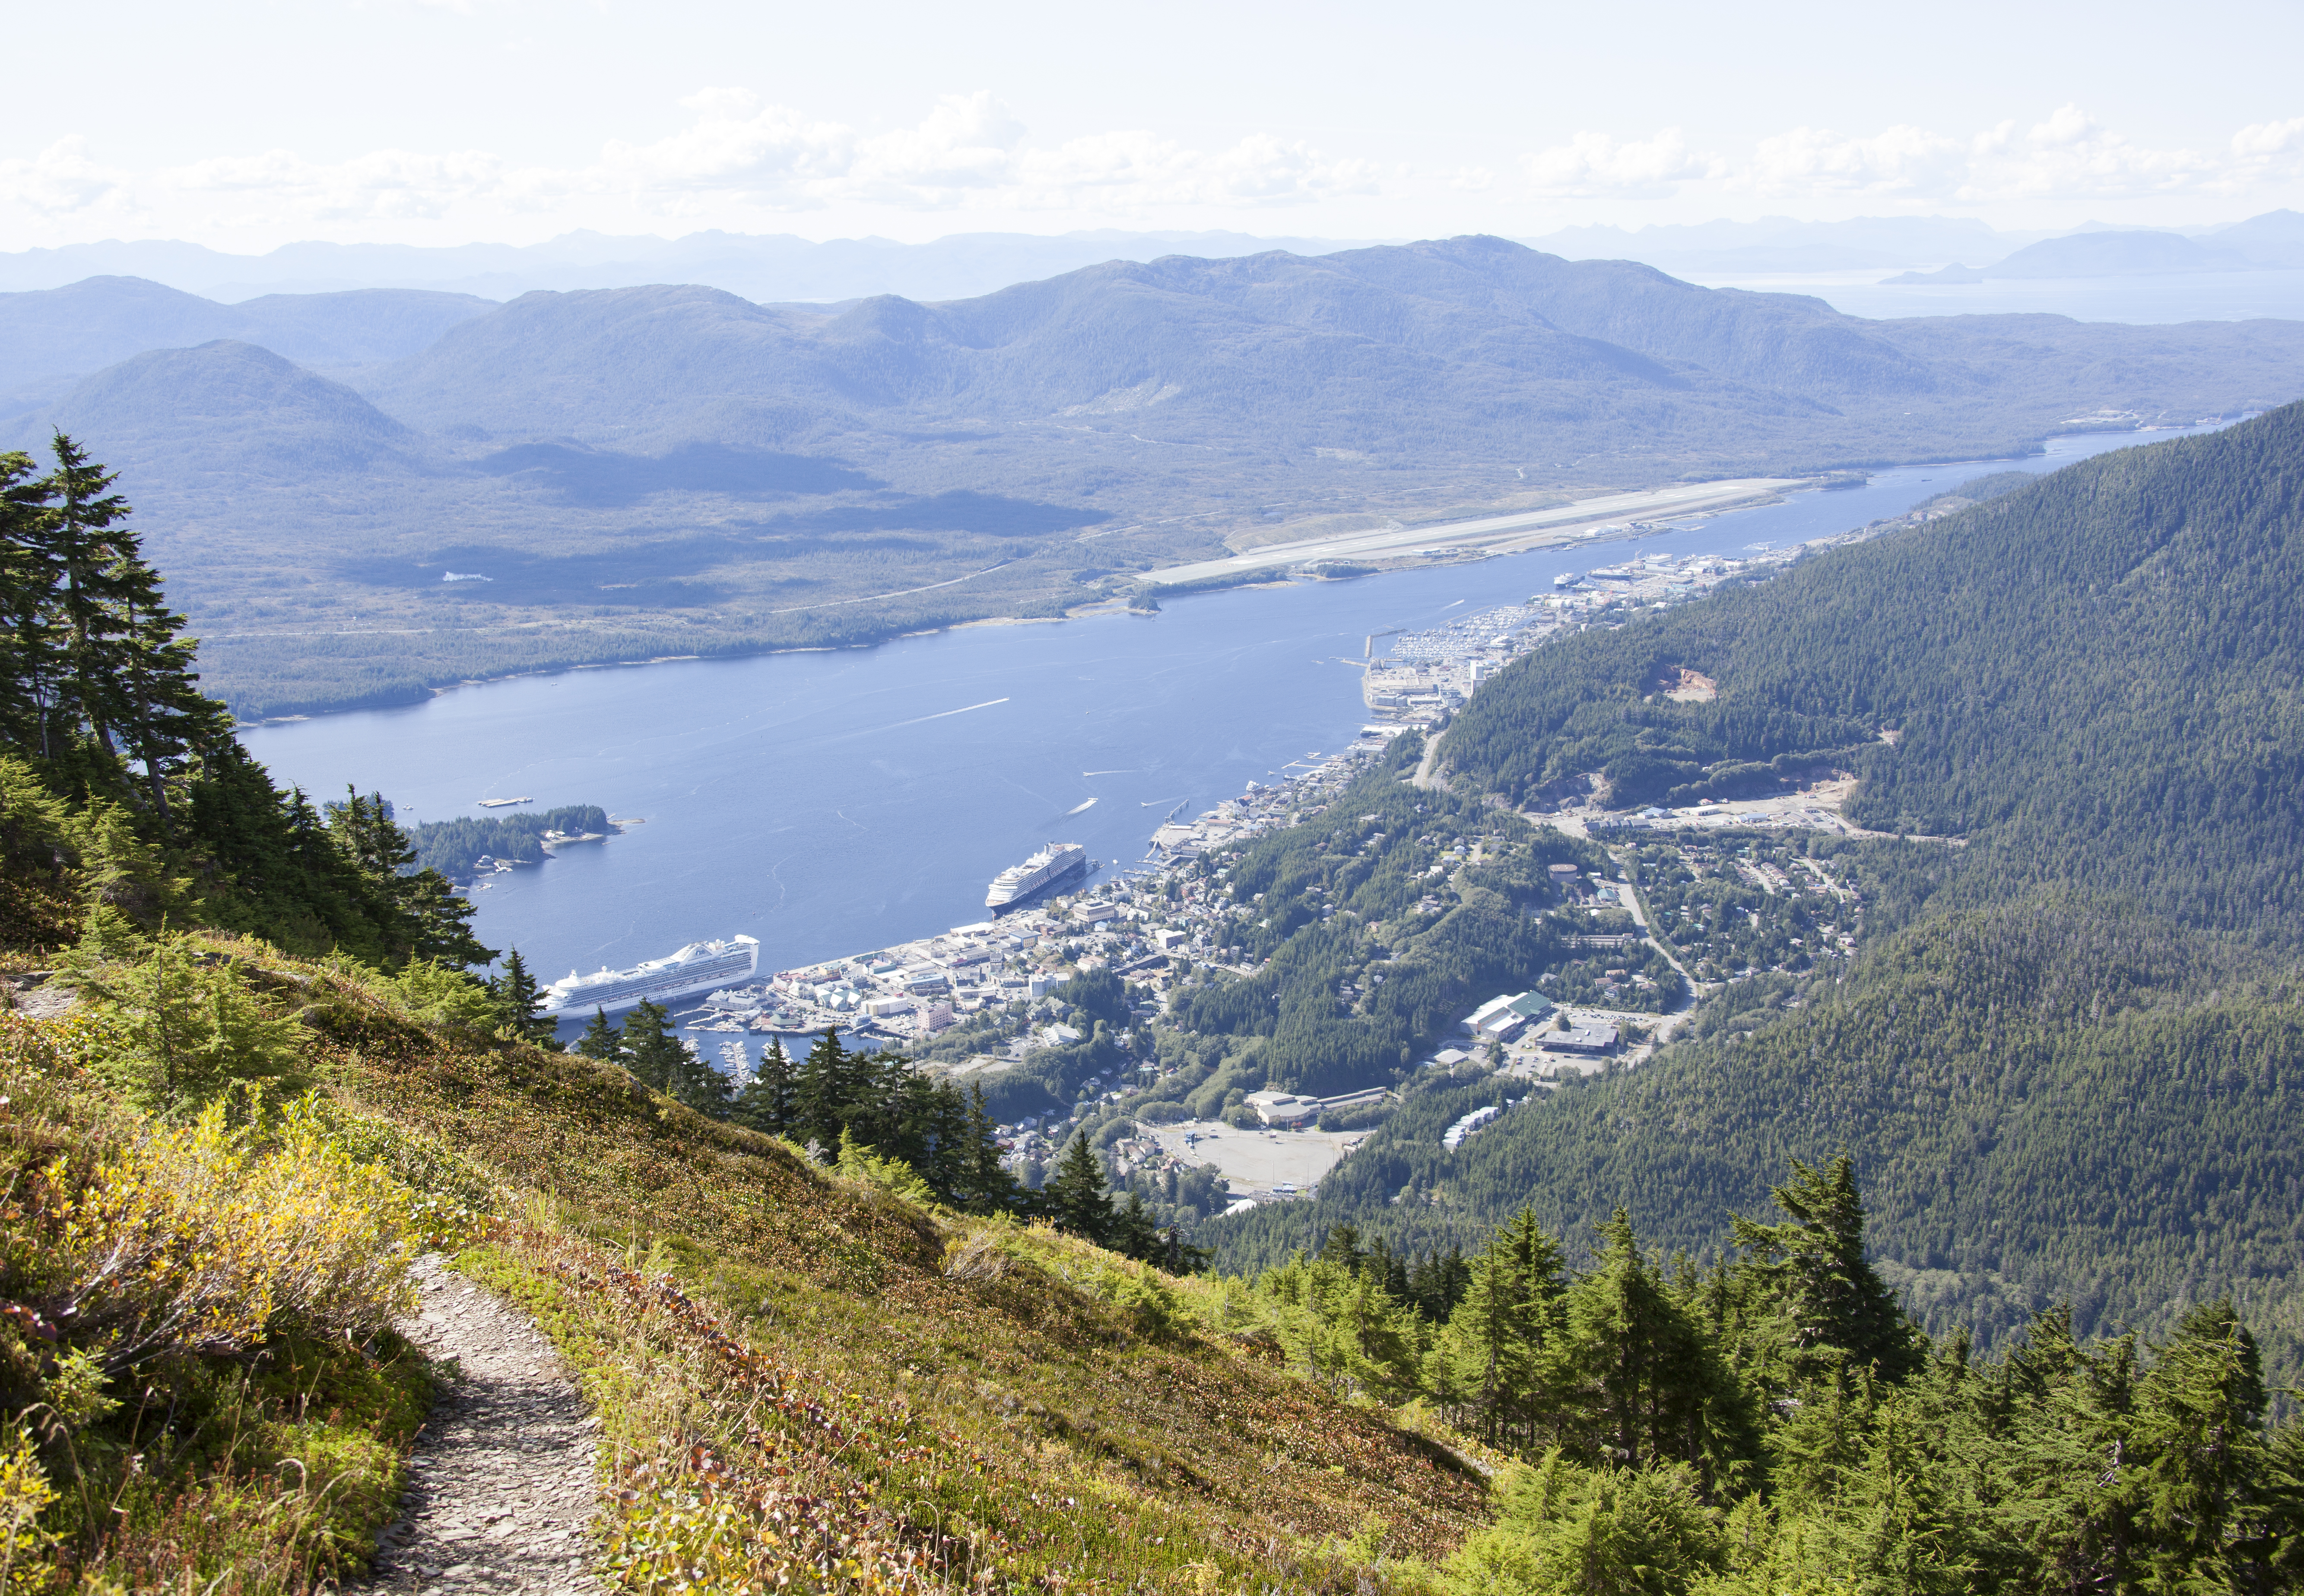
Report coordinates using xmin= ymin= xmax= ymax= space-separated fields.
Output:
xmin=1883 ymin=210 xmax=2304 ymax=285
xmin=4 ymin=235 xmax=2301 ymax=720
xmin=8 ymin=213 xmax=2300 ymax=314
xmin=0 ymin=229 xmax=1390 ymax=307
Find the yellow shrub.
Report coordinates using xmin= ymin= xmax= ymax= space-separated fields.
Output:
xmin=54 ymin=1093 xmax=419 ymax=1373
xmin=0 ymin=1427 xmax=55 ymax=1591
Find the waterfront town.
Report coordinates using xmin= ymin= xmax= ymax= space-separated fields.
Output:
xmin=644 ymin=527 xmax=1875 ymax=1212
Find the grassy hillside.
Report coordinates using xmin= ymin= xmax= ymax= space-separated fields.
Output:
xmin=0 ymin=919 xmax=1501 ymax=1593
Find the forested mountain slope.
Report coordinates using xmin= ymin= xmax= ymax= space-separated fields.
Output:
xmin=1441 ymin=402 xmax=2304 ymax=942
xmin=1206 ymin=404 xmax=2304 ymax=1376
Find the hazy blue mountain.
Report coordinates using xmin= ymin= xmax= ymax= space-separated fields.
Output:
xmin=12 ymin=234 xmax=2304 ymax=719
xmin=11 ymin=340 xmax=421 ymax=476
xmin=0 ymin=276 xmax=492 ymax=392
xmin=1526 ymin=215 xmax=2037 ymax=275
xmin=0 ymin=228 xmax=1385 ymax=305
xmin=2208 ymin=208 xmax=2304 ymax=267
xmin=1880 ymin=215 xmax=2304 ymax=286
xmin=1886 ymin=230 xmax=2239 ymax=284
xmin=353 ymin=237 xmax=2304 ymax=467
xmin=0 ymin=277 xmax=251 ymax=389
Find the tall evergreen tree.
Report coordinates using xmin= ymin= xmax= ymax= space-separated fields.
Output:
xmin=957 ymin=1082 xmax=1018 ymax=1213
xmin=1047 ymin=1133 xmax=1113 ymax=1243
xmin=619 ymin=1001 xmax=686 ymax=1091
xmin=487 ymin=949 xmax=560 ymax=1047
xmin=665 ymin=1040 xmax=733 ymax=1118
xmin=733 ymin=1037 xmax=795 ymax=1135
xmin=325 ymin=787 xmax=494 ymax=968
xmin=1732 ymin=1155 xmax=1923 ymax=1385
xmin=574 ymin=1006 xmax=622 ymax=1063
xmin=792 ymin=1028 xmax=854 ymax=1153
xmin=104 ymin=555 xmax=229 ymax=833
xmin=41 ymin=433 xmax=134 ymax=762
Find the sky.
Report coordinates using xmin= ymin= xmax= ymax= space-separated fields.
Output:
xmin=6 ymin=0 xmax=2303 ymax=252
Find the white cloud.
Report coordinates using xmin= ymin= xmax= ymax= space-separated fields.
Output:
xmin=5 ymin=95 xmax=2299 ymax=244
xmin=1747 ymin=124 xmax=1968 ymax=197
xmin=1523 ymin=128 xmax=1718 ymax=197
xmin=0 ymin=92 xmax=1381 ymax=237
xmin=2234 ymin=116 xmax=2304 ymax=162
xmin=1958 ymin=105 xmax=2220 ymax=200
xmin=0 ymin=136 xmax=133 ymax=219
xmin=1521 ymin=106 xmax=2273 ymax=207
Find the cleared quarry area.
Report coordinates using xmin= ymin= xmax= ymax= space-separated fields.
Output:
xmin=1141 ymin=476 xmax=1809 ymax=587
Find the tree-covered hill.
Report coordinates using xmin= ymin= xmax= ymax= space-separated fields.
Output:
xmin=1204 ymin=403 xmax=2304 ymax=1381
xmin=1441 ymin=402 xmax=2304 ymax=942
xmin=1215 ymin=898 xmax=2304 ymax=1362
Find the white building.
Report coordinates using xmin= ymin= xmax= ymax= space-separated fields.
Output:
xmin=1243 ymin=1089 xmax=1321 ymax=1127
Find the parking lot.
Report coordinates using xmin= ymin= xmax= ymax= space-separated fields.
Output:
xmin=1140 ymin=1119 xmax=1365 ymax=1196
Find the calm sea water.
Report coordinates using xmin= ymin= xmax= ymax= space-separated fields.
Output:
xmin=238 ymin=422 xmax=2225 ymax=1018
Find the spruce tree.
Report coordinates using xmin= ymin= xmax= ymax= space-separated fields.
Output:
xmin=488 ymin=949 xmax=560 ymax=1047
xmin=1110 ymin=1189 xmax=1163 ymax=1261
xmin=0 ymin=451 xmax=60 ymax=758
xmin=1732 ymin=1154 xmax=1922 ymax=1385
xmin=574 ymin=1006 xmax=622 ymax=1063
xmin=95 ymin=517 xmax=228 ymax=832
xmin=666 ymin=1041 xmax=733 ymax=1119
xmin=1047 ymin=1133 xmax=1113 ymax=1243
xmin=734 ymin=1038 xmax=795 ymax=1135
xmin=959 ymin=1082 xmax=1016 ymax=1212
xmin=620 ymin=1001 xmax=685 ymax=1091
xmin=792 ymin=1028 xmax=852 ymax=1153
xmin=41 ymin=432 xmax=134 ymax=761
xmin=326 ymin=787 xmax=493 ymax=969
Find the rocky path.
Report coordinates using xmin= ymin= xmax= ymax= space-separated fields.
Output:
xmin=365 ymin=1256 xmax=604 ymax=1593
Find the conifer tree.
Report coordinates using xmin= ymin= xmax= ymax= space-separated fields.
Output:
xmin=98 ymin=526 xmax=228 ymax=833
xmin=666 ymin=1041 xmax=733 ymax=1119
xmin=1047 ymin=1133 xmax=1113 ymax=1243
xmin=792 ymin=1028 xmax=853 ymax=1153
xmin=1111 ymin=1189 xmax=1163 ymax=1260
xmin=326 ymin=787 xmax=493 ymax=969
xmin=1732 ymin=1154 xmax=1921 ymax=1385
xmin=958 ymin=1082 xmax=1017 ymax=1212
xmin=41 ymin=432 xmax=134 ymax=761
xmin=488 ymin=949 xmax=560 ymax=1047
xmin=0 ymin=451 xmax=61 ymax=758
xmin=574 ymin=1006 xmax=622 ymax=1063
xmin=620 ymin=1000 xmax=685 ymax=1091
xmin=734 ymin=1038 xmax=795 ymax=1135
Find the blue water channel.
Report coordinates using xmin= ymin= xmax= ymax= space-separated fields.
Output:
xmin=238 ymin=421 xmax=2226 ymax=1033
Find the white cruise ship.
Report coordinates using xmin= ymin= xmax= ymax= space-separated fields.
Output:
xmin=540 ymin=935 xmax=760 ymax=1015
xmin=986 ymin=842 xmax=1088 ymax=911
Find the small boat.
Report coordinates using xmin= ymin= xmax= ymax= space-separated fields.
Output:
xmin=478 ymin=796 xmax=533 ymax=808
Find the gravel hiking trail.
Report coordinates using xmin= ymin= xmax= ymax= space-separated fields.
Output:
xmin=365 ymin=1256 xmax=605 ymax=1593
